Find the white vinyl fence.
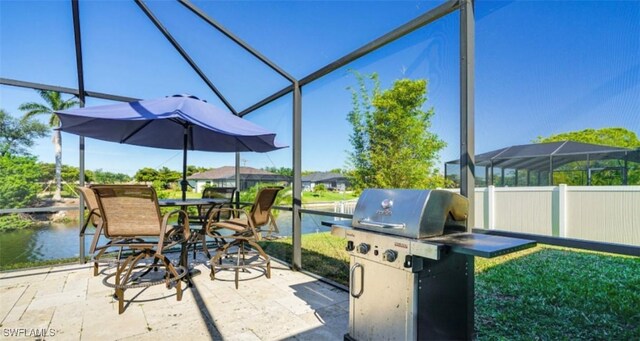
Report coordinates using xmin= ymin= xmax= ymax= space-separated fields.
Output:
xmin=473 ymin=185 xmax=640 ymax=246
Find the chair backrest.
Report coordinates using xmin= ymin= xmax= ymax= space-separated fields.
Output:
xmin=201 ymin=187 xmax=236 ymax=220
xmin=92 ymin=185 xmax=162 ymax=238
xmin=249 ymin=187 xmax=283 ymax=227
xmin=77 ymin=186 xmax=102 ymax=226
xmin=202 ymin=187 xmax=236 ymax=201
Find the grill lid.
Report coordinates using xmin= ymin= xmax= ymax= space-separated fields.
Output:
xmin=352 ymin=189 xmax=468 ymax=239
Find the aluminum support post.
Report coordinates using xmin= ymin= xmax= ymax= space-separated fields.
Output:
xmin=460 ymin=0 xmax=475 ymax=229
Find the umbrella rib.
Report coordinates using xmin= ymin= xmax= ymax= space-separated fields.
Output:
xmin=121 ymin=121 xmax=153 ymax=143
xmin=236 ymin=138 xmax=252 ymax=152
xmin=167 ymin=118 xmax=193 ymax=150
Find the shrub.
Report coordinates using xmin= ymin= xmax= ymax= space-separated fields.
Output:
xmin=314 ymin=183 xmax=326 ymax=193
xmin=0 ymin=154 xmax=42 ymax=209
xmin=0 ymin=214 xmax=36 ymax=231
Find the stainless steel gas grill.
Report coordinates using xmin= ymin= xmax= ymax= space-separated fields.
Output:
xmin=328 ymin=189 xmax=536 ymax=341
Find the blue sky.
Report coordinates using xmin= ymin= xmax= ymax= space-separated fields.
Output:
xmin=1 ymin=0 xmax=638 ymax=176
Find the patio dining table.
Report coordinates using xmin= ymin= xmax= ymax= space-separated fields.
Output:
xmin=159 ymin=198 xmax=232 ymax=280
xmin=158 ymin=198 xmax=229 ymax=208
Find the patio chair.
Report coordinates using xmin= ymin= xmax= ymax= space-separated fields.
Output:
xmin=78 ymin=186 xmax=150 ymax=276
xmin=204 ymin=186 xmax=283 ymax=289
xmin=78 ymin=186 xmax=111 ymax=276
xmin=92 ymin=185 xmax=190 ymax=314
xmin=191 ymin=187 xmax=236 ymax=259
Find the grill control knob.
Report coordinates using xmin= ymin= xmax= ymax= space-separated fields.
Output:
xmin=345 ymin=241 xmax=355 ymax=252
xmin=383 ymin=250 xmax=398 ymax=263
xmin=357 ymin=243 xmax=370 ymax=254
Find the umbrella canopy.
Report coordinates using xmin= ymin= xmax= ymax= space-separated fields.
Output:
xmin=55 ymin=94 xmax=287 ymax=199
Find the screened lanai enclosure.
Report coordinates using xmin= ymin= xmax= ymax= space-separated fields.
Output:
xmin=0 ymin=0 xmax=477 ymax=268
xmin=445 ymin=141 xmax=640 ymax=187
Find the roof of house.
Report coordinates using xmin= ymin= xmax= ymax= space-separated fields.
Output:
xmin=302 ymin=172 xmax=347 ymax=182
xmin=188 ymin=166 xmax=283 ymax=180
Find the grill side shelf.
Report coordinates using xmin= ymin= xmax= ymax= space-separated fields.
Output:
xmin=428 ymin=233 xmax=537 ymax=258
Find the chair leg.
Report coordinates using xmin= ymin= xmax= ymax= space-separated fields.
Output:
xmin=192 ymin=231 xmax=197 ymax=260
xmin=210 ymin=242 xmax=232 ymax=281
xmin=117 ymin=288 xmax=124 ymax=314
xmin=202 ymin=232 xmax=210 ymax=259
xmin=235 ymin=268 xmax=239 ymax=289
xmin=247 ymin=240 xmax=271 ymax=279
xmin=266 ymin=259 xmax=271 ymax=279
xmin=93 ymin=247 xmax=109 ymax=276
xmin=176 ymin=279 xmax=183 ymax=301
xmin=235 ymin=243 xmax=241 ymax=289
xmin=115 ymin=256 xmax=130 ymax=314
xmin=158 ymin=253 xmax=183 ymax=301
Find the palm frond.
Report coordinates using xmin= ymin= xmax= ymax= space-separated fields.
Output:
xmin=37 ymin=90 xmax=60 ymax=108
xmin=19 ymin=103 xmax=52 ymax=121
xmin=50 ymin=114 xmax=60 ymax=127
xmin=60 ymin=98 xmax=80 ymax=110
xmin=23 ymin=90 xmax=78 ymax=127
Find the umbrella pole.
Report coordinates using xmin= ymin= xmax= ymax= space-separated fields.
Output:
xmin=181 ymin=127 xmax=188 ymax=201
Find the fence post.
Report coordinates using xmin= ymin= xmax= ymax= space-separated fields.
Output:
xmin=487 ymin=185 xmax=495 ymax=229
xmin=558 ymin=184 xmax=568 ymax=238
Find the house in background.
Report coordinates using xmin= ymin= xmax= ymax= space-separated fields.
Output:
xmin=188 ymin=166 xmax=290 ymax=192
xmin=302 ymin=172 xmax=351 ymax=192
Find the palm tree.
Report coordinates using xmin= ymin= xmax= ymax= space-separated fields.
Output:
xmin=19 ymin=90 xmax=79 ymax=200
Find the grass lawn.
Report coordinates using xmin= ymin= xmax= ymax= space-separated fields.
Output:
xmin=0 ymin=257 xmax=80 ymax=272
xmin=301 ymin=191 xmax=358 ymax=203
xmin=259 ymin=233 xmax=640 ymax=340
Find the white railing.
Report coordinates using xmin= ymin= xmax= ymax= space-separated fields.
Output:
xmin=471 ymin=185 xmax=640 ymax=246
xmin=334 ymin=200 xmax=358 ymax=215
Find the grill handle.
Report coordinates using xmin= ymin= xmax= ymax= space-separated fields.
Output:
xmin=350 ymin=263 xmax=364 ymax=298
xmin=357 ymin=219 xmax=406 ymax=229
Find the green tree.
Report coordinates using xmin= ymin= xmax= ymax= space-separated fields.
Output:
xmin=37 ymin=162 xmax=55 ymax=183
xmin=61 ymin=165 xmax=80 ymax=184
xmin=187 ymin=165 xmax=207 ymax=176
xmin=38 ymin=163 xmax=92 ymax=187
xmin=92 ymin=169 xmax=131 ymax=183
xmin=313 ymin=183 xmax=327 ymax=193
xmin=134 ymin=167 xmax=159 ymax=182
xmin=19 ymin=91 xmax=79 ymax=200
xmin=0 ymin=109 xmax=48 ymax=156
xmin=535 ymin=128 xmax=640 ymax=185
xmin=534 ymin=128 xmax=640 ymax=148
xmin=346 ymin=73 xmax=376 ymax=192
xmin=0 ymin=154 xmax=42 ymax=209
xmin=262 ymin=167 xmax=293 ymax=177
xmin=134 ymin=167 xmax=179 ymax=188
xmin=157 ymin=167 xmax=181 ymax=188
xmin=346 ymin=73 xmax=446 ymax=192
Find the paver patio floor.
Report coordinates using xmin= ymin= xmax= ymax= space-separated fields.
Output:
xmin=0 ymin=253 xmax=348 ymax=340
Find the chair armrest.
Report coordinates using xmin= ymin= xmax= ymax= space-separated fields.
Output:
xmin=202 ymin=202 xmax=234 ymax=221
xmin=79 ymin=208 xmax=101 ymax=236
xmin=159 ymin=209 xmax=190 ymax=251
xmin=204 ymin=208 xmax=249 ymax=227
xmin=237 ymin=203 xmax=253 ymax=209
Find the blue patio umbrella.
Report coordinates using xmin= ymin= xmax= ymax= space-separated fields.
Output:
xmin=55 ymin=94 xmax=287 ymax=200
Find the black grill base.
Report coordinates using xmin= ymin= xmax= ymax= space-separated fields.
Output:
xmin=418 ymin=252 xmax=474 ymax=340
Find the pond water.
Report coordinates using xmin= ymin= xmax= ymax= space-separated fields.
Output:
xmin=0 ymin=209 xmax=346 ymax=267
